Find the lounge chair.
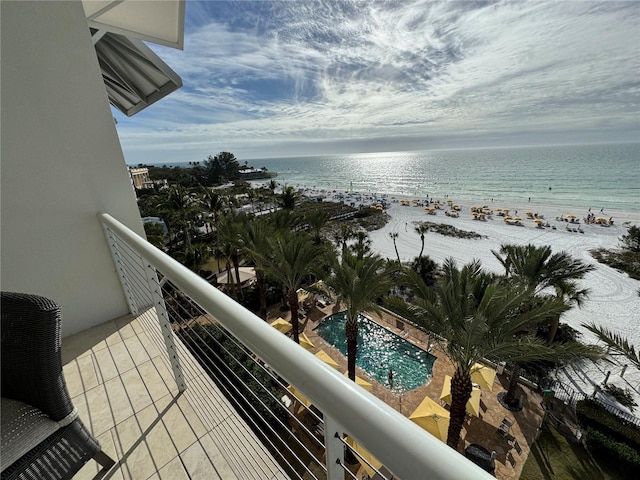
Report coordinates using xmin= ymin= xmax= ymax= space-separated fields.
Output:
xmin=497 ymin=417 xmax=515 ymax=437
xmin=1 ymin=292 xmax=115 ymax=479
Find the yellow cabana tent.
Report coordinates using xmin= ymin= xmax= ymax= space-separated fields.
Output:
xmin=286 ymin=385 xmax=312 ymax=407
xmin=409 ymin=396 xmax=450 ymax=442
xmin=470 ymin=363 xmax=496 ymax=391
xmin=315 ymin=350 xmax=339 ymax=369
xmin=343 ymin=371 xmax=373 ymax=391
xmin=440 ymin=375 xmax=481 ymax=417
xmin=299 ymin=332 xmax=314 ymax=350
xmin=270 ymin=317 xmax=292 ymax=333
xmin=346 ymin=436 xmax=382 ymax=478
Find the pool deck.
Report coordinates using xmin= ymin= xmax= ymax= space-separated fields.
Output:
xmin=269 ymin=301 xmax=546 ymax=480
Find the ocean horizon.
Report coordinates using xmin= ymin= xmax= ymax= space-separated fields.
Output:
xmin=132 ymin=143 xmax=640 ymax=213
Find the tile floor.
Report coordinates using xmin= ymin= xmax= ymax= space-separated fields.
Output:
xmin=62 ymin=308 xmax=288 ymax=480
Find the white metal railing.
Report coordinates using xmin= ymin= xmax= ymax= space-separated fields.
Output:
xmin=99 ymin=212 xmax=493 ymax=480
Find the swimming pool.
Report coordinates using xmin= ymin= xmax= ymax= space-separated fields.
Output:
xmin=314 ymin=312 xmax=436 ymax=393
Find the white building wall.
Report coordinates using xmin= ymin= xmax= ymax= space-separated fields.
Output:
xmin=1 ymin=1 xmax=146 ymax=336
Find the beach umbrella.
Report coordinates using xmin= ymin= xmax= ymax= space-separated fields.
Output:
xmin=470 ymin=363 xmax=496 ymax=391
xmin=299 ymin=332 xmax=314 ymax=350
xmin=409 ymin=396 xmax=450 ymax=442
xmin=315 ymin=350 xmax=339 ymax=369
xmin=270 ymin=317 xmax=292 ymax=333
xmin=343 ymin=371 xmax=373 ymax=391
xmin=287 ymin=385 xmax=312 ymax=407
xmin=346 ymin=436 xmax=383 ymax=478
xmin=440 ymin=375 xmax=481 ymax=417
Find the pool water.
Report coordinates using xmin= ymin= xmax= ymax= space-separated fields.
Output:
xmin=314 ymin=312 xmax=436 ymax=393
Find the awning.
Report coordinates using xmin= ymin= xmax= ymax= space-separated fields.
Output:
xmin=93 ymin=31 xmax=183 ymax=117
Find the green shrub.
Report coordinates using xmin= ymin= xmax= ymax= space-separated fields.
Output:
xmin=576 ymin=399 xmax=640 ymax=450
xmin=585 ymin=428 xmax=640 ymax=477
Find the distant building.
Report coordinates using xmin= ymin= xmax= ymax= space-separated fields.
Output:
xmin=237 ymin=167 xmax=276 ymax=180
xmin=129 ymin=167 xmax=153 ymax=189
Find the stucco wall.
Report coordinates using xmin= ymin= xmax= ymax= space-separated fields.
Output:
xmin=1 ymin=1 xmax=147 ymax=336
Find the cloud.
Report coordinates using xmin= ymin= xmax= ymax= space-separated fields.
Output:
xmin=116 ymin=0 xmax=640 ymax=163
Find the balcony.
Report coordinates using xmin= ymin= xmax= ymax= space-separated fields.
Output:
xmin=61 ymin=212 xmax=493 ymax=480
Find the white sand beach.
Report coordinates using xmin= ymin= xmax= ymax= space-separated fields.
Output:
xmin=308 ymin=189 xmax=640 ymax=408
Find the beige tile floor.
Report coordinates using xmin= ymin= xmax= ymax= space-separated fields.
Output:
xmin=62 ymin=309 xmax=288 ymax=480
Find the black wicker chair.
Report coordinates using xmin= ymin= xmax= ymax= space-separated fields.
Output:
xmin=1 ymin=292 xmax=115 ymax=480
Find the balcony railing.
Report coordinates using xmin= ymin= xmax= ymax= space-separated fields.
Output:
xmin=99 ymin=212 xmax=493 ymax=480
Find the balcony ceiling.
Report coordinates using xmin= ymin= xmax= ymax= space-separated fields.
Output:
xmin=83 ymin=0 xmax=185 ymax=50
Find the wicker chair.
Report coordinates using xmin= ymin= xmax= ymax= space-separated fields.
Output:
xmin=1 ymin=292 xmax=115 ymax=480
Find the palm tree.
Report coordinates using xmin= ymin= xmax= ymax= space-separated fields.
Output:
xmin=305 ymin=209 xmax=330 ymax=244
xmin=265 ymin=233 xmax=329 ymax=343
xmin=389 ymin=232 xmax=401 ymax=264
xmin=492 ymin=244 xmax=594 ymax=343
xmin=393 ymin=259 xmax=601 ymax=450
xmin=350 ymin=231 xmax=372 ymax=259
xmin=238 ymin=218 xmax=274 ymax=320
xmin=281 ymin=185 xmax=298 ymax=210
xmin=158 ymin=185 xmax=197 ymax=248
xmin=415 ymin=223 xmax=429 ymax=258
xmin=268 ymin=179 xmax=278 ymax=196
xmin=217 ymin=214 xmax=245 ymax=299
xmin=333 ymin=224 xmax=355 ymax=253
xmin=201 ymin=188 xmax=226 ymax=227
xmin=324 ymin=251 xmax=396 ymax=380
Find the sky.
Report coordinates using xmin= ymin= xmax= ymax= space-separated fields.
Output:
xmin=115 ymin=0 xmax=640 ymax=164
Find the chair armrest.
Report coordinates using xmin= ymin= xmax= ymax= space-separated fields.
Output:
xmin=1 ymin=292 xmax=74 ymax=421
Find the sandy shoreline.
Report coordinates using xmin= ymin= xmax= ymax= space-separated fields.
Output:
xmin=303 ymin=188 xmax=640 ymax=406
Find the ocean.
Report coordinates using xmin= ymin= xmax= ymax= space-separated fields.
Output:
xmin=144 ymin=143 xmax=640 ymax=213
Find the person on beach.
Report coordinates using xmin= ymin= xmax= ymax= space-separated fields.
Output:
xmin=388 ymin=369 xmax=394 ymax=388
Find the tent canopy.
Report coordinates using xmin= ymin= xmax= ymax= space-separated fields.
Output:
xmin=470 ymin=363 xmax=496 ymax=391
xmin=409 ymin=396 xmax=450 ymax=442
xmin=440 ymin=375 xmax=481 ymax=417
xmin=315 ymin=350 xmax=339 ymax=369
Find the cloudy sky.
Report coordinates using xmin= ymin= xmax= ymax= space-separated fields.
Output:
xmin=116 ymin=0 xmax=640 ymax=164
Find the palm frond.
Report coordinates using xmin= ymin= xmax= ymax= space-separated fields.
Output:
xmin=582 ymin=322 xmax=640 ymax=370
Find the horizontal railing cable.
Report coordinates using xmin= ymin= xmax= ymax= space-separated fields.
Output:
xmin=158 ymin=280 xmax=324 ymax=479
xmin=165 ymin=301 xmax=323 ymax=479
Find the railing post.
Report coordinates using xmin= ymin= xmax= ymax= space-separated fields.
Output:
xmin=144 ymin=265 xmax=186 ymax=393
xmin=101 ymin=225 xmax=140 ymax=316
xmin=323 ymin=416 xmax=345 ymax=480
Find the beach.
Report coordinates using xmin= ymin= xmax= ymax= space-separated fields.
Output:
xmin=305 ymin=188 xmax=640 ymax=407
